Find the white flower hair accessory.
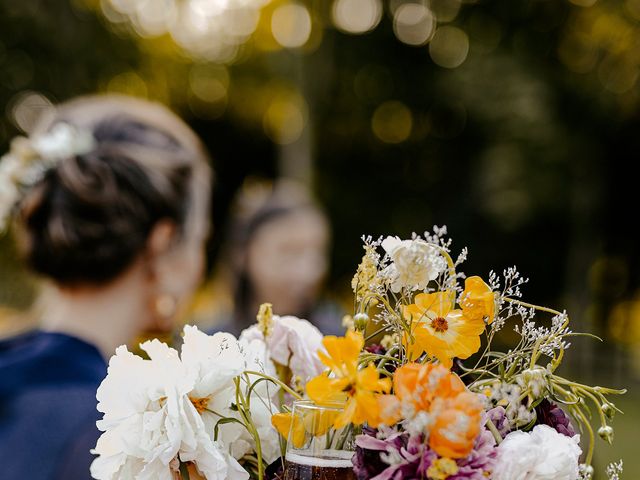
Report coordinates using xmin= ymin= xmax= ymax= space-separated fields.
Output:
xmin=0 ymin=122 xmax=95 ymax=231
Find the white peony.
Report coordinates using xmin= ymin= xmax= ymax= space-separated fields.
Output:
xmin=179 ymin=327 xmax=254 ymax=465
xmin=221 ymin=334 xmax=281 ymax=464
xmin=381 ymin=236 xmax=447 ymax=293
xmin=91 ymin=327 xmax=271 ymax=480
xmin=240 ymin=315 xmax=325 ymax=384
xmin=492 ymin=424 xmax=582 ymax=480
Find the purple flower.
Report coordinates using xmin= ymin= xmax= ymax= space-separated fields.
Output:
xmin=365 ymin=344 xmax=387 ymax=355
xmin=353 ymin=426 xmax=431 ymax=480
xmin=486 ymin=406 xmax=512 ymax=438
xmin=353 ymin=424 xmax=498 ymax=480
xmin=353 ymin=427 xmax=392 ymax=479
xmin=535 ymin=400 xmax=576 ymax=437
xmin=448 ymin=428 xmax=498 ymax=480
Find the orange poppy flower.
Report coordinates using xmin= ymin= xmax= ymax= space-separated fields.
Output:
xmin=403 ymin=291 xmax=485 ymax=368
xmin=460 ymin=276 xmax=496 ymax=324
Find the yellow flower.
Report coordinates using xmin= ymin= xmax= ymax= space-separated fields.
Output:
xmin=426 ymin=457 xmax=459 ymax=479
xmin=306 ymin=330 xmax=391 ymax=428
xmin=460 ymin=276 xmax=496 ymax=324
xmin=272 ymin=408 xmax=340 ymax=448
xmin=302 ymin=408 xmax=339 ymax=437
xmin=272 ymin=412 xmax=305 ymax=448
xmin=403 ymin=291 xmax=485 ymax=368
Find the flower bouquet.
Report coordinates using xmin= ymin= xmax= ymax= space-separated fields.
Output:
xmin=91 ymin=227 xmax=626 ymax=480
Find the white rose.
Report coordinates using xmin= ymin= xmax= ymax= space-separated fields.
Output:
xmin=492 ymin=425 xmax=582 ymax=480
xmin=381 ymin=236 xmax=446 ymax=292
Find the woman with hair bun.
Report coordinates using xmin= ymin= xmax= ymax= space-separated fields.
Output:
xmin=0 ymin=95 xmax=212 ymax=479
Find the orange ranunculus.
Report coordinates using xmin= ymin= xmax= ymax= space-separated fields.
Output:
xmin=403 ymin=291 xmax=485 ymax=368
xmin=378 ymin=363 xmax=466 ymax=425
xmin=428 ymin=392 xmax=483 ymax=459
xmin=394 ymin=363 xmax=465 ymax=410
xmin=306 ymin=330 xmax=391 ymax=429
xmin=460 ymin=276 xmax=496 ymax=324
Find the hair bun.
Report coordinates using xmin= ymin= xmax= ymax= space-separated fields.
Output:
xmin=17 ymin=96 xmax=210 ymax=286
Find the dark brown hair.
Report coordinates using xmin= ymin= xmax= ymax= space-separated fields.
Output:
xmin=18 ymin=95 xmax=211 ymax=285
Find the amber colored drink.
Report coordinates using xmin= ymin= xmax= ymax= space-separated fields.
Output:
xmin=283 ymin=451 xmax=356 ymax=480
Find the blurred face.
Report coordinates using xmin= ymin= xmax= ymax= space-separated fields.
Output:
xmin=168 ymin=226 xmax=208 ymax=303
xmin=146 ymin=204 xmax=209 ymax=333
xmin=163 ymin=172 xmax=211 ymax=311
xmin=246 ymin=209 xmax=330 ymax=316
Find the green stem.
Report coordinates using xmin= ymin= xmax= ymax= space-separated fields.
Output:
xmin=576 ymin=386 xmax=607 ymax=428
xmin=503 ymin=298 xmax=565 ymax=318
xmin=485 ymin=419 xmax=502 ymax=444
xmin=243 ymin=370 xmax=304 ymax=400
xmin=365 ymin=325 xmax=390 ymax=342
xmin=235 ymin=378 xmax=264 ymax=480
xmin=573 ymin=405 xmax=595 ymax=465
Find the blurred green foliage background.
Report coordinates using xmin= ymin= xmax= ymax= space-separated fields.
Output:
xmin=1 ymin=0 xmax=640 ymax=476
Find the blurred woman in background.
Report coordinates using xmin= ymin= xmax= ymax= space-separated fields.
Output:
xmin=0 ymin=95 xmax=211 ymax=479
xmin=206 ymin=179 xmax=342 ymax=336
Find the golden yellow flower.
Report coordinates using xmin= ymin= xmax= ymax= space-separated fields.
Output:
xmin=272 ymin=408 xmax=340 ymax=448
xmin=426 ymin=457 xmax=459 ymax=479
xmin=306 ymin=330 xmax=391 ymax=428
xmin=460 ymin=276 xmax=496 ymax=324
xmin=403 ymin=291 xmax=485 ymax=368
xmin=302 ymin=408 xmax=339 ymax=437
xmin=272 ymin=412 xmax=305 ymax=448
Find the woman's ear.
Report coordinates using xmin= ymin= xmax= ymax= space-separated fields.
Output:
xmin=147 ymin=220 xmax=177 ymax=258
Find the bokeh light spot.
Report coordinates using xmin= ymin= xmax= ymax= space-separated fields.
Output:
xmin=263 ymin=93 xmax=307 ymax=144
xmin=271 ymin=3 xmax=312 ymax=48
xmin=372 ymin=101 xmax=413 ymax=144
xmin=8 ymin=91 xmax=53 ymax=134
xmin=107 ymin=71 xmax=149 ymax=97
xmin=393 ymin=3 xmax=436 ymax=46
xmin=332 ymin=0 xmax=382 ymax=35
xmin=189 ymin=65 xmax=229 ymax=103
xmin=429 ymin=0 xmax=461 ymax=23
xmin=429 ymin=26 xmax=469 ymax=69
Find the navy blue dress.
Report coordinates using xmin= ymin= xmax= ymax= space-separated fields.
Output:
xmin=0 ymin=330 xmax=107 ymax=479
